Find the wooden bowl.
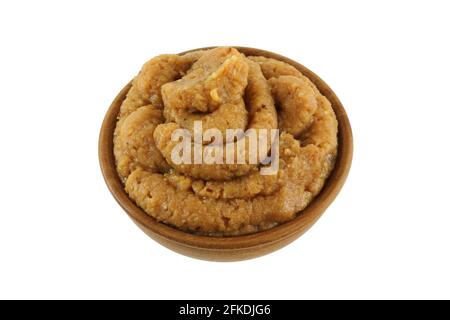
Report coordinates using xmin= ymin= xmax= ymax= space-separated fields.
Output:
xmin=99 ymin=47 xmax=353 ymax=261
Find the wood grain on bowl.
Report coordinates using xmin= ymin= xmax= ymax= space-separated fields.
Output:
xmin=99 ymin=47 xmax=353 ymax=261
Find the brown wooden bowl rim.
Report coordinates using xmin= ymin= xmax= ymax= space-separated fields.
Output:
xmin=99 ymin=46 xmax=353 ymax=251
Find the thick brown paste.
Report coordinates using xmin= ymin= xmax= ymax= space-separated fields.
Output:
xmin=113 ymin=47 xmax=338 ymax=236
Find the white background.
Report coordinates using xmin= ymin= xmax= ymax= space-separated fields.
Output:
xmin=1 ymin=0 xmax=449 ymax=300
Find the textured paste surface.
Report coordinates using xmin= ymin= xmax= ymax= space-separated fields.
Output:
xmin=113 ymin=47 xmax=338 ymax=236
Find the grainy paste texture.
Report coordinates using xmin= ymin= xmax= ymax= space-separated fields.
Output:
xmin=113 ymin=47 xmax=338 ymax=236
